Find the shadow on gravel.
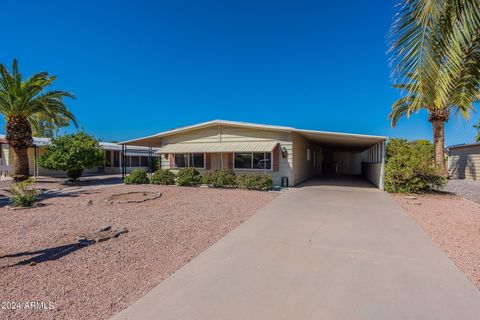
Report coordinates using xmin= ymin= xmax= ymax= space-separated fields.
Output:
xmin=0 ymin=189 xmax=102 ymax=208
xmin=0 ymin=242 xmax=94 ymax=268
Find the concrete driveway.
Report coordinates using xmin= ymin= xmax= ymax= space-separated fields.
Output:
xmin=112 ymin=175 xmax=480 ymax=320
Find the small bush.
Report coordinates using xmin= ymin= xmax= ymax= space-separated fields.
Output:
xmin=206 ymin=169 xmax=237 ymax=188
xmin=237 ymin=173 xmax=273 ymax=191
xmin=176 ymin=167 xmax=202 ymax=186
xmin=151 ymin=158 xmax=160 ymax=172
xmin=10 ymin=178 xmax=38 ymax=207
xmin=202 ymin=171 xmax=214 ymax=185
xmin=384 ymin=139 xmax=446 ymax=193
xmin=124 ymin=169 xmax=150 ymax=184
xmin=150 ymin=169 xmax=176 ymax=185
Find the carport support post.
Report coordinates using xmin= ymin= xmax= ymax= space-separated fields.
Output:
xmin=34 ymin=145 xmax=38 ymax=178
xmin=379 ymin=140 xmax=386 ymax=191
xmin=121 ymin=145 xmax=125 ymax=180
xmin=148 ymin=146 xmax=152 ymax=176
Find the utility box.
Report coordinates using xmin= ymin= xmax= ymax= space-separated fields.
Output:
xmin=281 ymin=177 xmax=289 ymax=187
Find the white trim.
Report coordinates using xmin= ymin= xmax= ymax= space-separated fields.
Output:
xmin=233 ymin=152 xmax=273 ymax=171
xmin=119 ymin=119 xmax=388 ymax=145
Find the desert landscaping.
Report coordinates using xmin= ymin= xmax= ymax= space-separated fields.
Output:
xmin=0 ymin=183 xmax=278 ymax=320
xmin=393 ymin=190 xmax=480 ymax=289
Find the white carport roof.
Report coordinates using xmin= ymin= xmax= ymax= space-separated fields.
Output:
xmin=295 ymin=129 xmax=386 ymax=150
xmin=121 ymin=120 xmax=387 ymax=150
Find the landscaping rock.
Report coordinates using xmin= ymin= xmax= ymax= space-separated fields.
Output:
xmin=99 ymin=225 xmax=111 ymax=232
xmin=114 ymin=228 xmax=129 ymax=236
xmin=97 ymin=236 xmax=112 ymax=242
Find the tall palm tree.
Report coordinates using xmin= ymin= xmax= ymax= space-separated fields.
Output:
xmin=389 ymin=0 xmax=480 ymax=176
xmin=0 ymin=59 xmax=77 ymax=181
xmin=31 ymin=113 xmax=71 ymax=138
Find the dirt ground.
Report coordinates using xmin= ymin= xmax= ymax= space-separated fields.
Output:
xmin=0 ymin=184 xmax=278 ymax=320
xmin=393 ymin=193 xmax=480 ymax=290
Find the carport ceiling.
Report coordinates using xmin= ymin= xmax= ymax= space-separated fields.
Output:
xmin=295 ymin=130 xmax=386 ymax=151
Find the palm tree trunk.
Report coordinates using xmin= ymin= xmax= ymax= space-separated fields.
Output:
xmin=6 ymin=116 xmax=33 ymax=181
xmin=431 ymin=119 xmax=448 ymax=177
xmin=11 ymin=146 xmax=30 ymax=181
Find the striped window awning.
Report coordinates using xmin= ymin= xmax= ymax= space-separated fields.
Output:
xmin=155 ymin=141 xmax=279 ymax=154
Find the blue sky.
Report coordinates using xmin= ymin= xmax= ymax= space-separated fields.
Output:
xmin=1 ymin=0 xmax=478 ymax=145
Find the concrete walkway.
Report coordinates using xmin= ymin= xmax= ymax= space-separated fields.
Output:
xmin=112 ymin=175 xmax=480 ymax=320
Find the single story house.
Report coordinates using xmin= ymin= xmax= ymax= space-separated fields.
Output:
xmin=448 ymin=143 xmax=480 ymax=180
xmin=0 ymin=135 xmax=157 ymax=177
xmin=121 ymin=120 xmax=387 ymax=189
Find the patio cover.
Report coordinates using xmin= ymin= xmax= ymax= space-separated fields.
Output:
xmin=155 ymin=141 xmax=278 ymax=154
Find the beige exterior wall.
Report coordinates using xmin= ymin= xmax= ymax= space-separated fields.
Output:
xmin=159 ymin=125 xmax=294 ymax=186
xmin=292 ymin=133 xmax=322 ymax=185
xmin=448 ymin=145 xmax=480 ymax=180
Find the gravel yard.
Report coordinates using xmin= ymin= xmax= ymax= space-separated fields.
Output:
xmin=441 ymin=179 xmax=480 ymax=204
xmin=0 ymin=184 xmax=278 ymax=320
xmin=393 ymin=193 xmax=480 ymax=289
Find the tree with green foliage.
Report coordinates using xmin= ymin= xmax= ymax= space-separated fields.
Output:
xmin=38 ymin=132 xmax=104 ymax=181
xmin=388 ymin=0 xmax=480 ymax=176
xmin=384 ymin=138 xmax=446 ymax=193
xmin=0 ymin=59 xmax=77 ymax=181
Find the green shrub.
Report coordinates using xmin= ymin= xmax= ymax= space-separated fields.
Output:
xmin=205 ymin=169 xmax=237 ymax=188
xmin=124 ymin=169 xmax=150 ymax=184
xmin=176 ymin=167 xmax=202 ymax=186
xmin=37 ymin=132 xmax=105 ymax=182
xmin=151 ymin=158 xmax=160 ymax=172
xmin=236 ymin=173 xmax=273 ymax=191
xmin=384 ymin=139 xmax=446 ymax=193
xmin=150 ymin=169 xmax=175 ymax=185
xmin=202 ymin=171 xmax=214 ymax=185
xmin=10 ymin=178 xmax=38 ymax=207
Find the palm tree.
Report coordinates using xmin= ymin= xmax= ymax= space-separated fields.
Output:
xmin=31 ymin=113 xmax=71 ymax=138
xmin=474 ymin=119 xmax=480 ymax=142
xmin=0 ymin=59 xmax=77 ymax=181
xmin=389 ymin=0 xmax=480 ymax=176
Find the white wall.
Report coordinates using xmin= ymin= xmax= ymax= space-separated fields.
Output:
xmin=360 ymin=142 xmax=385 ymax=190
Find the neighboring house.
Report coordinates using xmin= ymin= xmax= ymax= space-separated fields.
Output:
xmin=448 ymin=143 xmax=480 ymax=180
xmin=0 ymin=137 xmax=11 ymax=177
xmin=121 ymin=120 xmax=387 ymax=189
xmin=0 ymin=135 xmax=157 ymax=177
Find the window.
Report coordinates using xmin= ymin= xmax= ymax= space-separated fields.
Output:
xmin=191 ymin=153 xmax=204 ymax=168
xmin=174 ymin=153 xmax=205 ymax=168
xmin=307 ymin=148 xmax=311 ymax=161
xmin=105 ymin=151 xmax=112 ymax=167
xmin=234 ymin=152 xmax=272 ymax=170
xmin=113 ymin=151 xmax=120 ymax=167
xmin=140 ymin=156 xmax=149 ymax=167
xmin=234 ymin=153 xmax=252 ymax=169
xmin=131 ymin=156 xmax=140 ymax=167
